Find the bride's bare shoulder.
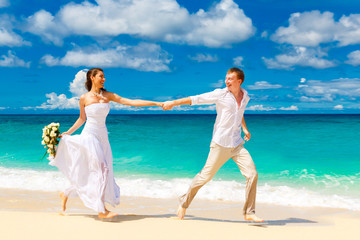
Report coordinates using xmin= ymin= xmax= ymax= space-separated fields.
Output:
xmin=79 ymin=92 xmax=92 ymax=105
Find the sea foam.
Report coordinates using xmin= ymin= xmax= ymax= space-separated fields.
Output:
xmin=1 ymin=167 xmax=359 ymax=210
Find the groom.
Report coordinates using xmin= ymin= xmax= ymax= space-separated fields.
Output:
xmin=163 ymin=67 xmax=263 ymax=222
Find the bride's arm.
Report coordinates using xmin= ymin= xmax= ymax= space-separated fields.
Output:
xmin=61 ymin=96 xmax=87 ymax=136
xmin=107 ymin=92 xmax=163 ymax=107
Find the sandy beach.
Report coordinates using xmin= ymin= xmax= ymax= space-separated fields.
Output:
xmin=1 ymin=188 xmax=359 ymax=240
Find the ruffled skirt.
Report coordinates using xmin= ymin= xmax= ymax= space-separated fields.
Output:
xmin=49 ymin=124 xmax=120 ymax=213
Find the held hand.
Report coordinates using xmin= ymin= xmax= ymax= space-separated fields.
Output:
xmin=163 ymin=101 xmax=175 ymax=111
xmin=155 ymin=102 xmax=164 ymax=108
xmin=243 ymin=130 xmax=251 ymax=141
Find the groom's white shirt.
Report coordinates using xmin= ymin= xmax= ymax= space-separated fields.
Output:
xmin=190 ymin=87 xmax=250 ymax=148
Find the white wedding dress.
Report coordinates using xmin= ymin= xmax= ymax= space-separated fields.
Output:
xmin=49 ymin=103 xmax=120 ymax=213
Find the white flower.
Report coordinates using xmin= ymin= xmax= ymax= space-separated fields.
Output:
xmin=42 ymin=122 xmax=60 ymax=159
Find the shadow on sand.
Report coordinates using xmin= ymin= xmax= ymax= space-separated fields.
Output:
xmin=186 ymin=216 xmax=317 ymax=227
xmin=63 ymin=213 xmax=317 ymax=227
xmin=64 ymin=213 xmax=174 ymax=223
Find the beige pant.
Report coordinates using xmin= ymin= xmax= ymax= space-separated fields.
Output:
xmin=179 ymin=142 xmax=258 ymax=215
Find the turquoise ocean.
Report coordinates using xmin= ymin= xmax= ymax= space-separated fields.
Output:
xmin=1 ymin=114 xmax=359 ymax=210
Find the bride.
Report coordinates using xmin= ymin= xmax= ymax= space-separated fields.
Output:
xmin=49 ymin=68 xmax=163 ymax=219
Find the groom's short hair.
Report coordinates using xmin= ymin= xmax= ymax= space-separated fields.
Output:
xmin=227 ymin=67 xmax=245 ymax=82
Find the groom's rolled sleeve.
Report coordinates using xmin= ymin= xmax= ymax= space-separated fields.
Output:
xmin=190 ymin=88 xmax=225 ymax=106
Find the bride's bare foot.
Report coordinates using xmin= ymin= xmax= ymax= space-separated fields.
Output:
xmin=244 ymin=214 xmax=264 ymax=222
xmin=98 ymin=210 xmax=118 ymax=219
xmin=177 ymin=205 xmax=186 ymax=220
xmin=59 ymin=192 xmax=68 ymax=212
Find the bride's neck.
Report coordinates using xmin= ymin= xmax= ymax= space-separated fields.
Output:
xmin=90 ymin=87 xmax=101 ymax=94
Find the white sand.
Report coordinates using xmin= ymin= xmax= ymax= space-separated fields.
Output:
xmin=1 ymin=188 xmax=359 ymax=240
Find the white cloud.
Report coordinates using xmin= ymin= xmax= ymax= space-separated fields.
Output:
xmin=34 ymin=92 xmax=80 ymax=110
xmin=271 ymin=11 xmax=335 ymax=47
xmin=271 ymin=11 xmax=360 ymax=47
xmin=246 ymin=105 xmax=276 ymax=111
xmin=69 ymin=70 xmax=88 ymax=97
xmin=25 ymin=10 xmax=66 ymax=46
xmin=41 ymin=55 xmax=58 ymax=66
xmin=211 ymin=79 xmax=224 ymax=88
xmin=261 ymin=31 xmax=268 ymax=38
xmin=279 ymin=105 xmax=298 ymax=111
xmin=248 ymin=81 xmax=282 ymax=90
xmin=0 ymin=28 xmax=25 ymax=46
xmin=41 ymin=43 xmax=172 ymax=72
xmin=0 ymin=15 xmax=30 ymax=47
xmin=0 ymin=0 xmax=9 ymax=8
xmin=197 ymin=105 xmax=217 ymax=111
xmin=0 ymin=51 xmax=30 ymax=67
xmin=335 ymin=14 xmax=360 ymax=46
xmin=298 ymin=78 xmax=360 ymax=102
xmin=171 ymin=0 xmax=256 ymax=47
xmin=233 ymin=56 xmax=244 ymax=66
xmin=172 ymin=105 xmax=193 ymax=111
xmin=246 ymin=104 xmax=298 ymax=111
xmin=189 ymin=53 xmax=218 ymax=62
xmin=33 ymin=70 xmax=89 ymax=110
xmin=299 ymin=96 xmax=331 ymax=102
xmin=345 ymin=50 xmax=360 ymax=66
xmin=249 ymin=94 xmax=270 ymax=101
xmin=262 ymin=46 xmax=336 ymax=69
xmin=334 ymin=105 xmax=344 ymax=110
xmin=25 ymin=0 xmax=255 ymax=48
xmin=300 ymin=78 xmax=306 ymax=83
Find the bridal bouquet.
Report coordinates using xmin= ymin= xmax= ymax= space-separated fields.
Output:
xmin=41 ymin=122 xmax=60 ymax=159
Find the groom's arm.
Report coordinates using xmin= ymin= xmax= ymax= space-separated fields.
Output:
xmin=163 ymin=97 xmax=191 ymax=110
xmin=163 ymin=88 xmax=224 ymax=111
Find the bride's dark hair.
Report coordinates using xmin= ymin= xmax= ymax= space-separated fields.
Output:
xmin=85 ymin=68 xmax=106 ymax=92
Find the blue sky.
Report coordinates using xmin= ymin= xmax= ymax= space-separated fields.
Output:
xmin=1 ymin=0 xmax=360 ymax=114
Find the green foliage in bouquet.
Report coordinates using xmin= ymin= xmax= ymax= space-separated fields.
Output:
xmin=41 ymin=122 xmax=60 ymax=159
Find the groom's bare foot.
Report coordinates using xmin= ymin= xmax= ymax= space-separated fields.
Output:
xmin=98 ymin=210 xmax=118 ymax=219
xmin=244 ymin=214 xmax=264 ymax=222
xmin=177 ymin=205 xmax=186 ymax=220
xmin=59 ymin=192 xmax=68 ymax=212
